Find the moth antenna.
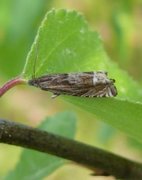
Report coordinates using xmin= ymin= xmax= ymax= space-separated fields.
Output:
xmin=32 ymin=40 xmax=39 ymax=80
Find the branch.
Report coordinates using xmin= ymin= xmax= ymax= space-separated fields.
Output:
xmin=0 ymin=119 xmax=142 ymax=179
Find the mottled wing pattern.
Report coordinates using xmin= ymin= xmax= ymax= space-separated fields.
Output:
xmin=81 ymin=84 xmax=117 ymax=97
xmin=28 ymin=72 xmax=117 ymax=98
xmin=33 ymin=72 xmax=94 ymax=87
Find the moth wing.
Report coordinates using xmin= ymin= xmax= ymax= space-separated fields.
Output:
xmin=81 ymin=85 xmax=116 ymax=97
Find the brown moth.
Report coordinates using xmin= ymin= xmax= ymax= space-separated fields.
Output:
xmin=28 ymin=71 xmax=117 ymax=98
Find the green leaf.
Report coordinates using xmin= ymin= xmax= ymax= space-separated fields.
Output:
xmin=5 ymin=111 xmax=77 ymax=180
xmin=0 ymin=0 xmax=52 ymax=77
xmin=66 ymin=97 xmax=142 ymax=142
xmin=23 ymin=9 xmax=105 ymax=79
xmin=23 ymin=9 xmax=142 ymax=143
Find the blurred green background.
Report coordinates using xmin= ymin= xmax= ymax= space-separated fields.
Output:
xmin=0 ymin=0 xmax=142 ymax=179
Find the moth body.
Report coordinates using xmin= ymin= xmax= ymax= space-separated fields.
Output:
xmin=28 ymin=71 xmax=117 ymax=98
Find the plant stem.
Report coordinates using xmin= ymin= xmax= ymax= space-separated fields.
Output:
xmin=0 ymin=119 xmax=142 ymax=179
xmin=0 ymin=77 xmax=26 ymax=97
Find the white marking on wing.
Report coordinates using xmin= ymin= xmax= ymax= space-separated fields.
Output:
xmin=93 ymin=73 xmax=98 ymax=85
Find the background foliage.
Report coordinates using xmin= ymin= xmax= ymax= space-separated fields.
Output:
xmin=0 ymin=0 xmax=142 ymax=179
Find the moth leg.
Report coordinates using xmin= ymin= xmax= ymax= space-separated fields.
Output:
xmin=51 ymin=93 xmax=60 ymax=99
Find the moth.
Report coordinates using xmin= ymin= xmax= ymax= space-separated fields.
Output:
xmin=28 ymin=71 xmax=117 ymax=98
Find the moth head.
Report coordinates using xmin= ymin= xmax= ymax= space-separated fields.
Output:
xmin=28 ymin=79 xmax=39 ymax=88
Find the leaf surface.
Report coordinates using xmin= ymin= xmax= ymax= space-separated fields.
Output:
xmin=23 ymin=9 xmax=142 ymax=143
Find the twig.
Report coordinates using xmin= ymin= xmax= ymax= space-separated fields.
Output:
xmin=0 ymin=119 xmax=142 ymax=179
xmin=0 ymin=77 xmax=26 ymax=97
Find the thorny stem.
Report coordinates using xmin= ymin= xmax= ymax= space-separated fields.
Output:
xmin=0 ymin=119 xmax=142 ymax=179
xmin=0 ymin=77 xmax=26 ymax=97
